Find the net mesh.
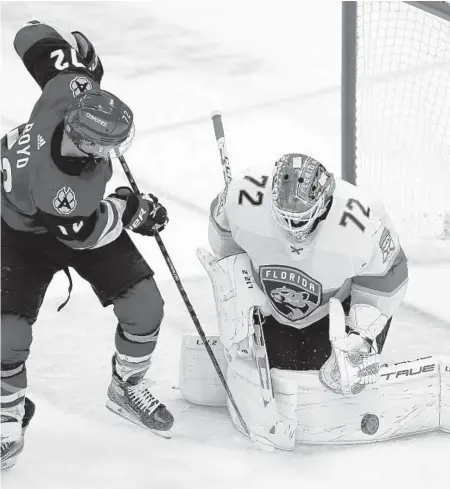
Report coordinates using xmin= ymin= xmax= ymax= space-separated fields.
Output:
xmin=354 ymin=2 xmax=450 ymax=240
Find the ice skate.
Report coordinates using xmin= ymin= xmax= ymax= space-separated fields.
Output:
xmin=106 ymin=355 xmax=173 ymax=438
xmin=1 ymin=397 xmax=35 ymax=470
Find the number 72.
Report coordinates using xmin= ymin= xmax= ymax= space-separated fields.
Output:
xmin=339 ymin=198 xmax=370 ymax=232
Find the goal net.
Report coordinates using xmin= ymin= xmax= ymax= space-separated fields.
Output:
xmin=342 ymin=1 xmax=450 ymax=245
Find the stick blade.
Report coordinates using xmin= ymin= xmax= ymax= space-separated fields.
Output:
xmin=328 ymin=297 xmax=347 ymax=342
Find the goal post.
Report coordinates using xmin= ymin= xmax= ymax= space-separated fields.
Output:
xmin=341 ymin=1 xmax=450 ymax=240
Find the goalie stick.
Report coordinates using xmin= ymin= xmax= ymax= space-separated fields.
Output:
xmin=116 ymin=154 xmax=252 ymax=439
xmin=210 ymin=111 xmax=278 ymax=432
xmin=328 ymin=297 xmax=347 ymax=344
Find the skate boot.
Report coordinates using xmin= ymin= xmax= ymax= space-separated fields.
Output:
xmin=1 ymin=397 xmax=35 ymax=470
xmin=106 ymin=354 xmax=173 ymax=438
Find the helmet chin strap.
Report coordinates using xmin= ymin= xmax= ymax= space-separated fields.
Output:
xmin=63 ymin=130 xmax=105 ymax=163
xmin=76 ymin=145 xmax=94 ymax=157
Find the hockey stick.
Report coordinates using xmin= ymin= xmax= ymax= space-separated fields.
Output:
xmin=116 ymin=154 xmax=252 ymax=438
xmin=210 ymin=111 xmax=277 ymax=426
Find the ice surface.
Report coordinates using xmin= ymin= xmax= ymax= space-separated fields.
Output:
xmin=1 ymin=2 xmax=449 ymax=488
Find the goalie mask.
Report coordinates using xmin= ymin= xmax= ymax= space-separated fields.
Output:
xmin=64 ymin=89 xmax=135 ymax=159
xmin=271 ymin=153 xmax=335 ymax=240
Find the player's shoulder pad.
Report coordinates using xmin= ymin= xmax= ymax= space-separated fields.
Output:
xmin=333 ymin=179 xmax=387 ymax=231
xmin=14 ymin=20 xmax=90 ymax=89
xmin=210 ymin=174 xmax=270 ymax=232
xmin=225 ymin=174 xmax=270 ymax=209
xmin=210 ymin=176 xmax=256 ymax=217
xmin=336 ymin=183 xmax=402 ymax=274
xmin=318 ymin=179 xmax=384 ymax=259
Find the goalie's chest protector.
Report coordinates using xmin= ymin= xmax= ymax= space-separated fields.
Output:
xmin=225 ymin=178 xmax=378 ymax=329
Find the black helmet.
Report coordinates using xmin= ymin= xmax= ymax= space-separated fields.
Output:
xmin=65 ymin=89 xmax=135 ymax=158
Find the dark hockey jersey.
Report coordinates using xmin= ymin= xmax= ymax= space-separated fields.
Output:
xmin=1 ymin=21 xmax=125 ymax=249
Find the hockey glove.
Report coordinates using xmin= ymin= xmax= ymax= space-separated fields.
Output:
xmin=320 ymin=301 xmax=384 ymax=396
xmin=111 ymin=186 xmax=168 ymax=236
xmin=71 ymin=31 xmax=104 ymax=82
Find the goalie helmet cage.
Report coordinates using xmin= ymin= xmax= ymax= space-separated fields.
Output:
xmin=341 ymin=1 xmax=450 ymax=241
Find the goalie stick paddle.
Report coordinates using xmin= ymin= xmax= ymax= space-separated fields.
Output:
xmin=210 ymin=111 xmax=278 ymax=433
xmin=328 ymin=297 xmax=347 ymax=343
xmin=328 ymin=297 xmax=353 ymax=396
xmin=116 ymin=154 xmax=252 ymax=439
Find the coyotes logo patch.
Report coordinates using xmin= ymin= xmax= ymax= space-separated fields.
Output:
xmin=70 ymin=76 xmax=92 ymax=97
xmin=260 ymin=265 xmax=322 ymax=321
xmin=53 ymin=187 xmax=77 ymax=215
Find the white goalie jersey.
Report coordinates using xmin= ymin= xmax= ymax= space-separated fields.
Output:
xmin=209 ymin=173 xmax=408 ymax=329
xmin=180 ymin=169 xmax=449 ymax=447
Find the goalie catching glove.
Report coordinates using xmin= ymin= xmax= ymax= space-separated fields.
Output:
xmin=196 ymin=249 xmax=271 ymax=357
xmin=320 ymin=303 xmax=386 ymax=396
xmin=109 ymin=187 xmax=168 ymax=236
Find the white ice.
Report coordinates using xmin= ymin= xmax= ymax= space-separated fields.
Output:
xmin=1 ymin=2 xmax=449 ymax=489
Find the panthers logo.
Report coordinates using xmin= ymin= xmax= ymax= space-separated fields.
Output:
xmin=260 ymin=265 xmax=322 ymax=321
xmin=270 ymin=286 xmax=317 ymax=321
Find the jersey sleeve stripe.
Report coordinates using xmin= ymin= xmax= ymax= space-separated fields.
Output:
xmin=90 ymin=198 xmax=125 ymax=249
xmin=209 ymin=194 xmax=232 ymax=234
xmin=60 ymin=199 xmax=125 ymax=250
xmin=352 ymin=248 xmax=408 ymax=294
xmin=209 ymin=215 xmax=232 ymax=237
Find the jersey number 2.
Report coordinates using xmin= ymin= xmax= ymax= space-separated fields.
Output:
xmin=339 ymin=198 xmax=370 ymax=232
xmin=238 ymin=175 xmax=268 ymax=206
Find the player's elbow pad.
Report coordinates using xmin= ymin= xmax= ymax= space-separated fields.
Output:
xmin=352 ymin=248 xmax=408 ymax=316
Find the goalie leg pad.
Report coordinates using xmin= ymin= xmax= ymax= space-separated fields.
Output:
xmin=226 ymin=358 xmax=298 ymax=450
xmin=441 ymin=356 xmax=450 ymax=432
xmin=180 ymin=335 xmax=448 ymax=442
xmin=179 ymin=333 xmax=228 ymax=407
xmin=295 ymin=356 xmax=441 ymax=444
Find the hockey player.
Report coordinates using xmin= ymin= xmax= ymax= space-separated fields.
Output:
xmin=198 ymin=153 xmax=408 ymax=449
xmin=1 ymin=21 xmax=173 ymax=470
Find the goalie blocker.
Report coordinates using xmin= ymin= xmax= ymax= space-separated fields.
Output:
xmin=179 ymin=333 xmax=450 ymax=444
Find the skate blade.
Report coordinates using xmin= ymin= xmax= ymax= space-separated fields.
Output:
xmin=106 ymin=400 xmax=172 ymax=439
xmin=1 ymin=455 xmax=17 ymax=471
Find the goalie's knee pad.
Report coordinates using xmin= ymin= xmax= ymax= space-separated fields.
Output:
xmin=179 ymin=333 xmax=228 ymax=406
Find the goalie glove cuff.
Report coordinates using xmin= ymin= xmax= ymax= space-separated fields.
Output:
xmin=347 ymin=304 xmax=388 ymax=348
